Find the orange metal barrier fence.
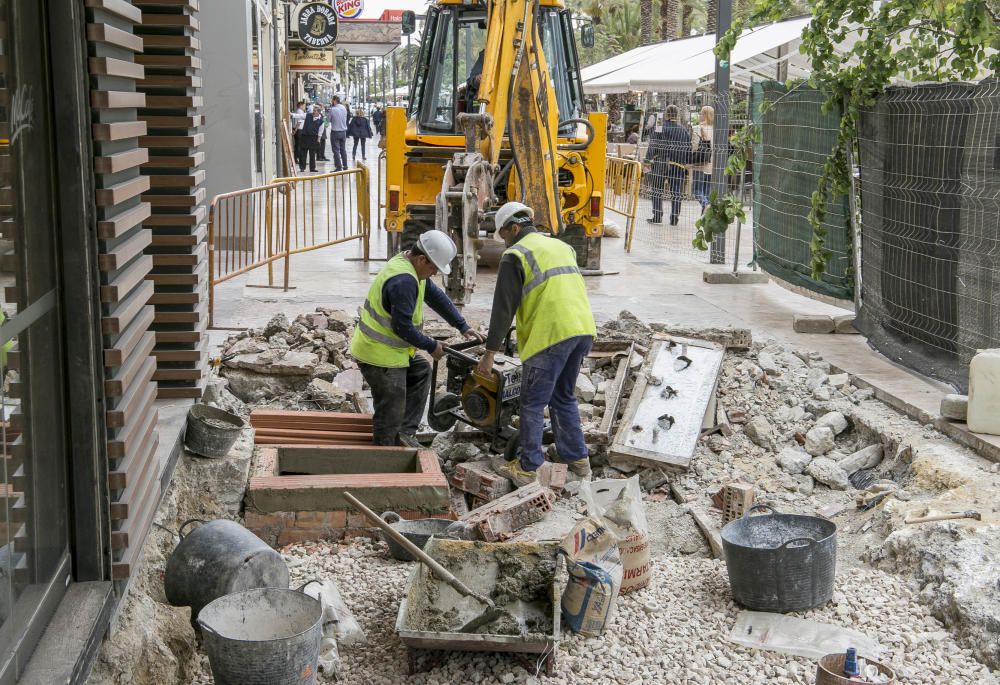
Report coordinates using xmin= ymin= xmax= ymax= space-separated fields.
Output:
xmin=208 ymin=166 xmax=371 ymax=328
xmin=604 ymin=156 xmax=643 ymax=252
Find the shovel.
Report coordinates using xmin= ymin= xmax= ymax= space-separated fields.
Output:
xmin=343 ymin=491 xmax=509 ymax=633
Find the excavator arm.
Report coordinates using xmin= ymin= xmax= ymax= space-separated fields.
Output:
xmin=473 ymin=0 xmax=562 ymax=233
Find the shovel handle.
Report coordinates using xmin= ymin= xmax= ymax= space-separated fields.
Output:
xmin=343 ymin=491 xmax=494 ymax=610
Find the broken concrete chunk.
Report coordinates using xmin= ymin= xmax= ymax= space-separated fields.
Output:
xmin=777 ymin=446 xmax=812 ymax=475
xmin=833 ymin=314 xmax=859 ymax=334
xmin=816 ymin=411 xmax=849 ymax=435
xmin=827 ymin=373 xmax=850 ymax=389
xmin=793 ymin=473 xmax=815 ymax=495
xmin=806 ymin=456 xmax=851 ymax=490
xmin=813 ymin=386 xmax=833 ymax=402
xmin=743 ymin=416 xmax=774 ymax=449
xmin=793 ymin=314 xmax=836 ymax=334
xmin=312 ymin=362 xmax=339 ymax=382
xmin=777 ymin=405 xmax=807 ymax=423
xmin=224 ymin=337 xmax=269 ymax=357
xmin=940 ymin=393 xmax=969 ymax=422
xmin=325 ymin=310 xmax=355 ymax=333
xmin=804 ymin=425 xmax=836 ymax=456
xmin=269 ymin=351 xmax=320 ymax=376
xmin=263 ymin=312 xmax=290 ymax=338
xmin=805 ymin=367 xmax=829 ymax=391
xmin=578 ymin=403 xmax=596 ymax=419
xmin=757 ymin=352 xmax=781 ymax=376
xmin=838 ymin=444 xmax=884 ymax=475
xmin=306 ymin=378 xmax=348 ymax=410
xmin=575 ymin=374 xmax=597 ymax=403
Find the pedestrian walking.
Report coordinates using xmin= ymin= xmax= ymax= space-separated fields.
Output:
xmin=300 ymin=104 xmax=324 ymax=172
xmin=644 ymin=105 xmax=691 ymax=225
xmin=317 ymin=102 xmax=330 ymax=161
xmin=476 ymin=201 xmax=597 ymax=486
xmin=328 ymin=95 xmax=349 ymax=171
xmin=350 ymin=231 xmax=483 ymax=446
xmin=347 ymin=108 xmax=374 ymax=163
xmin=691 ymin=106 xmax=714 ymax=212
xmin=290 ymin=101 xmax=307 ymax=170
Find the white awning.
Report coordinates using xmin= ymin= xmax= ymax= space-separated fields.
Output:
xmin=583 ymin=17 xmax=813 ymax=94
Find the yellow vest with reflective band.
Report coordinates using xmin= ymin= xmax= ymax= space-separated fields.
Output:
xmin=505 ymin=232 xmax=596 ymax=361
xmin=350 ymin=253 xmax=426 ymax=368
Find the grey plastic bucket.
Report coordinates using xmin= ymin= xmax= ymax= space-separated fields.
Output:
xmin=379 ymin=511 xmax=462 ymax=561
xmin=721 ymin=504 xmax=837 ymax=613
xmin=185 ymin=404 xmax=244 ymax=458
xmin=198 ymin=587 xmax=322 ymax=685
xmin=165 ymin=519 xmax=289 ymax=619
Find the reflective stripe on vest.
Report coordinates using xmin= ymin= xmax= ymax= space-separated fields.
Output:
xmin=505 ymin=233 xmax=596 ymax=361
xmin=349 ymin=253 xmax=426 ymax=368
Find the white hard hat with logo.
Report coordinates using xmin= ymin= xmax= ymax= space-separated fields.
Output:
xmin=495 ymin=201 xmax=534 ymax=231
xmin=415 ymin=230 xmax=458 ymax=275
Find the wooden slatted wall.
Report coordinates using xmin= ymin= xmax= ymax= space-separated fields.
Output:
xmin=134 ymin=0 xmax=206 ymax=399
xmin=85 ymin=0 xmax=161 ymax=580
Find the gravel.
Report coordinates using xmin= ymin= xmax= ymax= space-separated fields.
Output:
xmin=187 ymin=538 xmax=999 ymax=684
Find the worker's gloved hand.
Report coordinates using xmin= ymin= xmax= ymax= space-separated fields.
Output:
xmin=431 ymin=342 xmax=446 ymax=360
xmin=476 ymin=350 xmax=496 ymax=377
xmin=462 ymin=329 xmax=485 ymax=344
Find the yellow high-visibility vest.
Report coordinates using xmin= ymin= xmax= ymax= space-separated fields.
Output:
xmin=505 ymin=232 xmax=596 ymax=361
xmin=350 ymin=253 xmax=426 ymax=368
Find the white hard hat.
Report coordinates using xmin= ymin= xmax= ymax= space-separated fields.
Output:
xmin=415 ymin=230 xmax=458 ymax=275
xmin=495 ymin=202 xmax=534 ymax=231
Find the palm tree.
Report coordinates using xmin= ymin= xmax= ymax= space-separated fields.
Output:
xmin=706 ymin=0 xmax=717 ymax=32
xmin=660 ymin=0 xmax=680 ymax=39
xmin=640 ymin=0 xmax=654 ymax=45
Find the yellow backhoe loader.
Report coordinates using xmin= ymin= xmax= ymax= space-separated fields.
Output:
xmin=383 ymin=0 xmax=606 ymax=304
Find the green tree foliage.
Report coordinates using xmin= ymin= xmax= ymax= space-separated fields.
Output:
xmin=707 ymin=0 xmax=1000 ymax=277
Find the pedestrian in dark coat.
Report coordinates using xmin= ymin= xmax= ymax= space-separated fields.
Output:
xmin=643 ymin=105 xmax=691 ymax=225
xmin=347 ymin=108 xmax=374 ymax=163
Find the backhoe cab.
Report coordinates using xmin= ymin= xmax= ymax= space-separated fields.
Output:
xmin=385 ymin=0 xmax=607 ymax=305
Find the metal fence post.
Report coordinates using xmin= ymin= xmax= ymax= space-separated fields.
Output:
xmin=208 ymin=202 xmax=216 ymax=329
xmin=283 ymin=182 xmax=292 ymax=292
xmin=265 ymin=189 xmax=275 ymax=287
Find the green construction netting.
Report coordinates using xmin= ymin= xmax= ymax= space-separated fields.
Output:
xmin=750 ymin=81 xmax=854 ymax=301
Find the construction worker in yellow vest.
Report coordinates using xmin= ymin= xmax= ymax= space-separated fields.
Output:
xmin=476 ymin=202 xmax=597 ymax=486
xmin=351 ymin=230 xmax=483 ymax=446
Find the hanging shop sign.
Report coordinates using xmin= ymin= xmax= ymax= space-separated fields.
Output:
xmin=335 ymin=0 xmax=364 ymax=20
xmin=296 ymin=2 xmax=339 ymax=48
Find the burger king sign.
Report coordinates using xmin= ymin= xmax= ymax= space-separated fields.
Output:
xmin=334 ymin=0 xmax=364 ymax=20
xmin=296 ymin=2 xmax=339 ymax=48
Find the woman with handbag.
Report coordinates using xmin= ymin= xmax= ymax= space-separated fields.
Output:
xmin=691 ymin=106 xmax=714 ymax=212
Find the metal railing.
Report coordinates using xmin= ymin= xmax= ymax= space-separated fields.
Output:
xmin=208 ymin=182 xmax=292 ymax=328
xmin=603 ymin=156 xmax=644 ymax=252
xmin=208 ymin=166 xmax=372 ymax=328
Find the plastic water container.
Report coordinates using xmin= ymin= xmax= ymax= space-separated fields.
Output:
xmin=968 ymin=349 xmax=1000 ymax=435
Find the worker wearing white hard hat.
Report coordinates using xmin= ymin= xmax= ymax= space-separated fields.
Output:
xmin=351 ymin=230 xmax=484 ymax=445
xmin=477 ymin=202 xmax=597 ymax=486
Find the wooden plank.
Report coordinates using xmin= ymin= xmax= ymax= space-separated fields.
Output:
xmin=97 ymin=202 xmax=151 ymax=240
xmin=103 ymin=306 xmax=154 ymax=367
xmin=142 ymin=188 xmax=206 ymax=207
xmin=104 ymin=344 xmax=156 ymax=397
xmin=137 ymin=34 xmax=200 ymax=50
xmin=152 ymin=348 xmax=205 ymax=362
xmin=98 ymin=228 xmax=152 ymax=271
xmin=100 ymin=254 xmax=153 ymax=303
xmin=102 ymin=279 xmax=154 ymax=335
xmin=91 ymin=90 xmax=146 ymax=109
xmin=147 ymin=170 xmax=206 ymax=188
xmin=86 ymin=23 xmax=144 ymax=52
xmin=144 ymin=152 xmax=205 ymax=168
xmin=89 ymin=57 xmax=145 ymax=81
xmin=139 ymin=13 xmax=200 ymax=30
xmin=152 ymin=300 xmax=204 ymax=323
xmin=110 ymin=423 xmax=161 ymax=522
xmin=133 ymin=0 xmax=199 ymax=7
xmin=139 ymin=133 xmax=204 ymax=148
xmin=152 ymin=368 xmax=202 ymax=382
xmin=107 ymin=368 xmax=157 ymax=428
xmin=156 ymin=385 xmax=205 ymax=399
xmin=92 ymin=121 xmax=148 ymax=142
xmin=139 ymin=74 xmax=202 ymax=88
xmin=107 ymin=390 xmax=158 ymax=462
xmin=154 ymin=330 xmax=201 ymax=343
xmin=143 ymin=208 xmax=204 ymax=226
xmin=85 ymin=0 xmax=142 ymax=23
xmin=149 ymin=291 xmax=201 ymax=305
xmin=141 ymin=95 xmax=203 ymax=109
xmin=94 ymin=147 xmax=149 ymax=175
xmin=146 ymin=263 xmax=204 ymax=286
xmin=150 ymin=224 xmax=206 ymax=245
xmin=151 ymin=244 xmax=207 ymax=267
xmin=139 ymin=116 xmax=204 ymax=129
xmin=135 ymin=54 xmax=202 ymax=69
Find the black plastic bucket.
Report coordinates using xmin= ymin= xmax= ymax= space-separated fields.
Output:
xmin=185 ymin=404 xmax=244 ymax=458
xmin=165 ymin=519 xmax=289 ymax=618
xmin=379 ymin=511 xmax=461 ymax=561
xmin=721 ymin=504 xmax=837 ymax=612
xmin=198 ymin=587 xmax=322 ymax=685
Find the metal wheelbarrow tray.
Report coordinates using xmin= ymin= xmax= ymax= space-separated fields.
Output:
xmin=395 ymin=539 xmax=561 ymax=675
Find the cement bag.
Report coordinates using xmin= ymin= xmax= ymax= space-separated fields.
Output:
xmin=559 ymin=517 xmax=623 ymax=637
xmin=303 ymin=579 xmax=367 ymax=647
xmin=580 ymin=476 xmax=653 ymax=593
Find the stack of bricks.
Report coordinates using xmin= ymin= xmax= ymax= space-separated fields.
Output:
xmin=450 ymin=461 xmax=513 ymax=502
xmin=461 ymin=482 xmax=556 ymax=542
xmin=249 ymin=409 xmax=374 ymax=446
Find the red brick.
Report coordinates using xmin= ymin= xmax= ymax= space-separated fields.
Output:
xmin=277 ymin=529 xmax=323 ymax=547
xmin=244 ymin=510 xmax=293 ymax=528
xmin=346 ymin=512 xmax=371 ymax=529
xmin=296 ymin=511 xmax=328 ymax=524
xmin=327 ymin=510 xmax=348 ymax=529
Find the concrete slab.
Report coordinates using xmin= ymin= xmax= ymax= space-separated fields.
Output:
xmin=703 ymin=270 xmax=769 ymax=284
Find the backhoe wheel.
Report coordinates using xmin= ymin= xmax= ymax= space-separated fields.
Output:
xmin=503 ymin=430 xmax=522 ymax=463
xmin=428 ymin=393 xmax=461 ymax=432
